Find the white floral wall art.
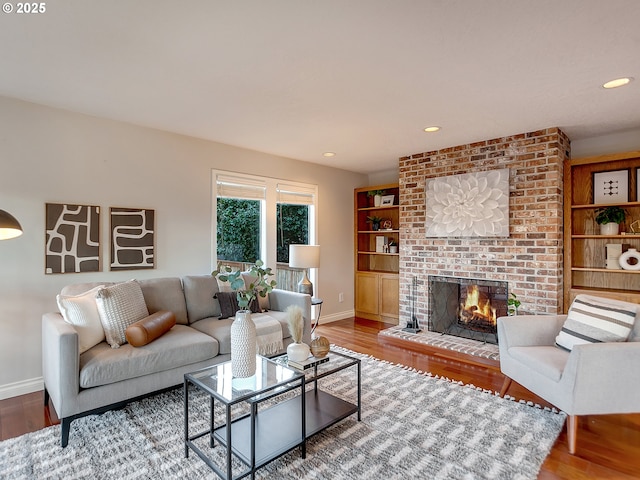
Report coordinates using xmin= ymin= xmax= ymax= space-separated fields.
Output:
xmin=425 ymin=169 xmax=509 ymax=238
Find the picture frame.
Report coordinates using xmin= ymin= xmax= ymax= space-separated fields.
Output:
xmin=380 ymin=194 xmax=395 ymax=206
xmin=593 ymin=169 xmax=629 ymax=204
xmin=110 ymin=207 xmax=155 ymax=270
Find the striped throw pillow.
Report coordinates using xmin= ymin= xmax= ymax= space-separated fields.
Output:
xmin=556 ymin=295 xmax=637 ymax=351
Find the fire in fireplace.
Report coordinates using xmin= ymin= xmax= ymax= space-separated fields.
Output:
xmin=428 ymin=276 xmax=508 ymax=344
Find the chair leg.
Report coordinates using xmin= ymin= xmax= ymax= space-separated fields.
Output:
xmin=567 ymin=415 xmax=578 ymax=454
xmin=499 ymin=377 xmax=512 ymax=397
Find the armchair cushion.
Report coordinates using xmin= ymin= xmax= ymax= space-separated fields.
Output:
xmin=509 ymin=346 xmax=569 ymax=382
xmin=555 ymin=294 xmax=637 ymax=351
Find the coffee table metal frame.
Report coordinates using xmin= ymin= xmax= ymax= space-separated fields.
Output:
xmin=184 ymin=356 xmax=306 ymax=480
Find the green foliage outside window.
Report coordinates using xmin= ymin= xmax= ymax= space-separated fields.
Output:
xmin=277 ymin=204 xmax=309 ymax=263
xmin=217 ymin=198 xmax=260 ymax=263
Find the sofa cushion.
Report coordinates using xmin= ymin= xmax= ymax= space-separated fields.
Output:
xmin=79 ymin=325 xmax=218 ymax=388
xmin=138 ymin=277 xmax=189 ymax=325
xmin=96 ymin=280 xmax=150 ymax=348
xmin=56 ymin=285 xmax=106 ymax=354
xmin=191 ymin=318 xmax=235 ymax=354
xmin=216 ymin=291 xmax=260 ymax=319
xmin=182 ymin=275 xmax=221 ymax=323
xmin=556 ymin=294 xmax=637 ymax=351
xmin=125 ymin=311 xmax=176 ymax=347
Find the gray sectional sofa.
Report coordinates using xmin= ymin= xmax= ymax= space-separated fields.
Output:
xmin=42 ymin=275 xmax=312 ymax=447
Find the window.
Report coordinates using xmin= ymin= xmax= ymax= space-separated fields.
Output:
xmin=212 ymin=172 xmax=317 ymax=291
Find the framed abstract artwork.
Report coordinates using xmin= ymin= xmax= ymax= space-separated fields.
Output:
xmin=110 ymin=207 xmax=155 ymax=270
xmin=592 ymin=169 xmax=629 ymax=204
xmin=425 ymin=168 xmax=509 ymax=237
xmin=45 ymin=203 xmax=100 ymax=274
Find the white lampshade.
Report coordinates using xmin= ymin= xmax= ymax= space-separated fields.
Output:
xmin=289 ymin=245 xmax=320 ymax=269
xmin=0 ymin=210 xmax=23 ymax=240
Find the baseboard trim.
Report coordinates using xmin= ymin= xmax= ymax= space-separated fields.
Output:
xmin=318 ymin=310 xmax=354 ymax=324
xmin=0 ymin=377 xmax=43 ymax=400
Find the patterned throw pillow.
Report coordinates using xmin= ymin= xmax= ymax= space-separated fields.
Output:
xmin=555 ymin=295 xmax=637 ymax=351
xmin=95 ymin=280 xmax=150 ymax=348
xmin=56 ymin=285 xmax=105 ymax=354
xmin=215 ymin=291 xmax=260 ymax=319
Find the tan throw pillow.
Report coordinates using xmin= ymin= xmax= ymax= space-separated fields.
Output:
xmin=56 ymin=285 xmax=105 ymax=354
xmin=95 ymin=280 xmax=149 ymax=348
xmin=125 ymin=311 xmax=176 ymax=347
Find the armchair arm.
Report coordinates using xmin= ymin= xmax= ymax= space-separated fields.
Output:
xmin=268 ymin=289 xmax=312 ymax=343
xmin=562 ymin=341 xmax=640 ymax=414
xmin=42 ymin=312 xmax=80 ymax=418
xmin=497 ymin=314 xmax=567 ymax=348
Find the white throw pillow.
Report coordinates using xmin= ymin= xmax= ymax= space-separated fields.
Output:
xmin=56 ymin=285 xmax=106 ymax=354
xmin=95 ymin=280 xmax=149 ymax=348
xmin=556 ymin=294 xmax=637 ymax=351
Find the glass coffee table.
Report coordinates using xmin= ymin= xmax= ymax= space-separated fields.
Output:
xmin=184 ymin=350 xmax=361 ymax=479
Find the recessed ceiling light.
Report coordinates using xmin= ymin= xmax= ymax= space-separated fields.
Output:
xmin=323 ymin=152 xmax=336 ymax=157
xmin=602 ymin=77 xmax=633 ymax=89
xmin=423 ymin=126 xmax=441 ymax=133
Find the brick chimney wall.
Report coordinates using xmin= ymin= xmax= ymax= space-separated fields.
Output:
xmin=398 ymin=128 xmax=570 ymax=326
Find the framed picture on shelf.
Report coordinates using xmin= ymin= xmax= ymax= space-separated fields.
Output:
xmin=380 ymin=194 xmax=395 ymax=206
xmin=593 ymin=169 xmax=629 ymax=204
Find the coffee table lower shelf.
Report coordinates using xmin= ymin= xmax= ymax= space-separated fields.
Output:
xmin=212 ymin=389 xmax=357 ymax=468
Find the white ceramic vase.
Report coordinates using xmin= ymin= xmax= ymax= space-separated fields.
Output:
xmin=287 ymin=342 xmax=310 ymax=362
xmin=230 ymin=310 xmax=257 ymax=378
xmin=619 ymin=248 xmax=640 ymax=271
xmin=600 ymin=222 xmax=619 ymax=235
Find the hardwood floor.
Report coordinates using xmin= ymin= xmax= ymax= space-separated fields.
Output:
xmin=2 ymin=317 xmax=639 ymax=479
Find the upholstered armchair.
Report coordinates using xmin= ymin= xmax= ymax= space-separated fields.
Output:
xmin=497 ymin=294 xmax=640 ymax=454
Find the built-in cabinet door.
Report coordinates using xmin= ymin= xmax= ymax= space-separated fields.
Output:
xmin=379 ymin=274 xmax=399 ymax=319
xmin=355 ymin=272 xmax=379 ymax=315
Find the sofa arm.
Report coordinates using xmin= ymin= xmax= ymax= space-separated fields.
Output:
xmin=268 ymin=289 xmax=312 ymax=343
xmin=42 ymin=312 xmax=80 ymax=417
xmin=497 ymin=314 xmax=567 ymax=348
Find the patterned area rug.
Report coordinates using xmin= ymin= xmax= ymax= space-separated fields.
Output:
xmin=0 ymin=348 xmax=565 ymax=479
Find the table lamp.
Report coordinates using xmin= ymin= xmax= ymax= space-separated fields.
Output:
xmin=0 ymin=209 xmax=23 ymax=240
xmin=289 ymin=244 xmax=320 ymax=296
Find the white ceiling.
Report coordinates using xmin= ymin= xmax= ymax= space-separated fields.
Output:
xmin=1 ymin=0 xmax=639 ymax=174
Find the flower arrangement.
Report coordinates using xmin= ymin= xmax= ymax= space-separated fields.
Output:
xmin=286 ymin=305 xmax=304 ymax=343
xmin=212 ymin=260 xmax=276 ymax=309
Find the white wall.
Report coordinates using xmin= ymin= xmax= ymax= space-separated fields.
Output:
xmin=0 ymin=96 xmax=366 ymax=398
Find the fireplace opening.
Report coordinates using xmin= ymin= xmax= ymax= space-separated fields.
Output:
xmin=427 ymin=276 xmax=508 ymax=344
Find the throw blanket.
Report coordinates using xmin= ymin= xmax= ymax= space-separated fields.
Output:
xmin=253 ymin=316 xmax=283 ymax=355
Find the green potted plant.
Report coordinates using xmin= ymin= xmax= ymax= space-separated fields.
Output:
xmin=366 ymin=215 xmax=384 ymax=231
xmin=388 ymin=239 xmax=398 ymax=254
xmin=595 ymin=206 xmax=627 ymax=235
xmin=367 ymin=189 xmax=386 ymax=207
xmin=212 ymin=260 xmax=277 ymax=377
xmin=212 ymin=259 xmax=276 ymax=309
xmin=507 ymin=292 xmax=521 ymax=316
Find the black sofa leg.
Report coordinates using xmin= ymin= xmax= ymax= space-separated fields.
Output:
xmin=43 ymin=387 xmax=50 ymax=407
xmin=61 ymin=418 xmax=71 ymax=448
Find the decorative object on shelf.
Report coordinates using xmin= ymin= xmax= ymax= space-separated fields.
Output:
xmin=45 ymin=203 xmax=100 ymax=274
xmin=619 ymin=248 xmax=640 ymax=270
xmin=376 ymin=235 xmax=386 ymax=252
xmin=367 ymin=215 xmax=383 ymax=231
xmin=0 ymin=209 xmax=23 ymax=240
xmin=229 ymin=310 xmax=257 ymax=377
xmin=388 ymin=240 xmax=398 ymax=254
xmin=310 ymin=335 xmax=330 ymax=358
xmin=381 ymin=219 xmax=393 ymax=230
xmin=592 ymin=169 xmax=629 ymax=204
xmin=425 ymin=168 xmax=509 ymax=238
xmin=110 ymin=207 xmax=155 ymax=271
xmin=286 ymin=305 xmax=310 ymax=361
xmin=380 ymin=194 xmax=395 ymax=206
xmin=595 ymin=206 xmax=627 ymax=235
xmin=289 ymin=244 xmax=320 ymax=296
xmin=367 ymin=189 xmax=386 ymax=207
xmin=213 ymin=259 xmax=277 ymax=378
xmin=507 ymin=292 xmax=521 ymax=316
xmin=630 ymin=219 xmax=640 ymax=234
xmin=605 ymin=243 xmax=630 ymax=269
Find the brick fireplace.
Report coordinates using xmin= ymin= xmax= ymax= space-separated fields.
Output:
xmin=398 ymin=128 xmax=570 ymax=330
